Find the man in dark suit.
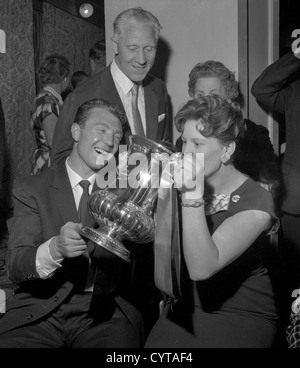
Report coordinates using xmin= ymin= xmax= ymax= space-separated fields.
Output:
xmin=252 ymin=49 xmax=300 ymax=346
xmin=51 ymin=7 xmax=172 ymax=166
xmin=0 ymin=99 xmax=143 ymax=348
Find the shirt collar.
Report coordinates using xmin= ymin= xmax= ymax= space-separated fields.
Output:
xmin=111 ymin=58 xmax=141 ymax=96
xmin=65 ymin=158 xmax=96 ymax=191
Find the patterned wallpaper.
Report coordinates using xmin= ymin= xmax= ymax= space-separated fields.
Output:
xmin=0 ymin=0 xmax=36 ymax=181
xmin=42 ymin=3 xmax=105 ymax=76
xmin=0 ymin=0 xmax=105 ymax=183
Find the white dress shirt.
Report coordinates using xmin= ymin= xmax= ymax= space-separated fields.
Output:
xmin=110 ymin=58 xmax=147 ymax=135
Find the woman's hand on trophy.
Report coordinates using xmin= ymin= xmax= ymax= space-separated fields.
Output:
xmin=173 ymin=152 xmax=204 ymax=200
xmin=50 ymin=222 xmax=87 ymax=260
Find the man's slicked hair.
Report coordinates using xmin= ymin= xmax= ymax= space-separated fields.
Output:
xmin=74 ymin=98 xmax=127 ymax=130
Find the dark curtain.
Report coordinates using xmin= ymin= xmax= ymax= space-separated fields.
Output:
xmin=33 ymin=3 xmax=43 ymax=93
xmin=0 ymin=0 xmax=36 ymax=181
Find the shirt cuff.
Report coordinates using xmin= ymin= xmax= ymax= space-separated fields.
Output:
xmin=36 ymin=237 xmax=63 ymax=279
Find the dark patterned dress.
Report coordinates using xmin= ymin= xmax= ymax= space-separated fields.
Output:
xmin=146 ymin=178 xmax=280 ymax=348
xmin=30 ymin=87 xmax=62 ymax=175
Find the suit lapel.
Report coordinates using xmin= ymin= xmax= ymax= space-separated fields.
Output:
xmin=51 ymin=163 xmax=79 ymax=225
xmin=102 ymin=66 xmax=132 ymax=144
xmin=101 ymin=67 xmax=124 ymax=108
xmin=144 ymin=83 xmax=158 ymax=141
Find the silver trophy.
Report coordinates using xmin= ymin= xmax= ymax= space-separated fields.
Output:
xmin=80 ymin=135 xmax=177 ymax=262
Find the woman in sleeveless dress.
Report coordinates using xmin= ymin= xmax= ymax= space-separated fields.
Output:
xmin=145 ymin=95 xmax=280 ymax=348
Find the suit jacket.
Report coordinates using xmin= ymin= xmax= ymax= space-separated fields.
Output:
xmin=251 ymin=51 xmax=300 ymax=214
xmin=51 ymin=65 xmax=172 ymax=166
xmin=0 ymin=163 xmax=142 ymax=338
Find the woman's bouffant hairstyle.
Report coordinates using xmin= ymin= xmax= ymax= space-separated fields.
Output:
xmin=188 ymin=60 xmax=239 ymax=100
xmin=38 ymin=54 xmax=70 ymax=85
xmin=175 ymin=95 xmax=245 ymax=161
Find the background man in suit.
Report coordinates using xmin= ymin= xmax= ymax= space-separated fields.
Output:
xmin=51 ymin=7 xmax=172 ymax=166
xmin=89 ymin=40 xmax=106 ymax=76
xmin=0 ymin=98 xmax=143 ymax=348
xmin=252 ymin=49 xmax=300 ymax=346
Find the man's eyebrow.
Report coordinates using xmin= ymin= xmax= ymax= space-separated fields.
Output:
xmin=96 ymin=121 xmax=122 ymax=134
xmin=95 ymin=121 xmax=109 ymax=128
xmin=95 ymin=122 xmax=116 ymax=130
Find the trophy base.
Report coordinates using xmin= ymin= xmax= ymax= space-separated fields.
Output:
xmin=79 ymin=227 xmax=131 ymax=263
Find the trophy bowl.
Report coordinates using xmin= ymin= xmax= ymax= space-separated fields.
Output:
xmin=80 ymin=135 xmax=177 ymax=262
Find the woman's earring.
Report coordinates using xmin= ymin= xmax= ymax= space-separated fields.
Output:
xmin=221 ymin=152 xmax=231 ymax=164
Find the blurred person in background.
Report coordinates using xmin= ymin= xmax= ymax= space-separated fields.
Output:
xmin=62 ymin=71 xmax=89 ymax=101
xmin=71 ymin=71 xmax=89 ymax=89
xmin=89 ymin=40 xmax=106 ymax=76
xmin=30 ymin=54 xmax=70 ymax=175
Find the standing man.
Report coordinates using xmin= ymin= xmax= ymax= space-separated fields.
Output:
xmin=0 ymin=99 xmax=143 ymax=348
xmin=51 ymin=7 xmax=172 ymax=166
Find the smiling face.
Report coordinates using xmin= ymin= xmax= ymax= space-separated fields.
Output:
xmin=181 ymin=120 xmax=226 ymax=180
xmin=70 ymin=107 xmax=123 ymax=177
xmin=112 ymin=20 xmax=158 ymax=83
xmin=193 ymin=77 xmax=227 ymax=99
